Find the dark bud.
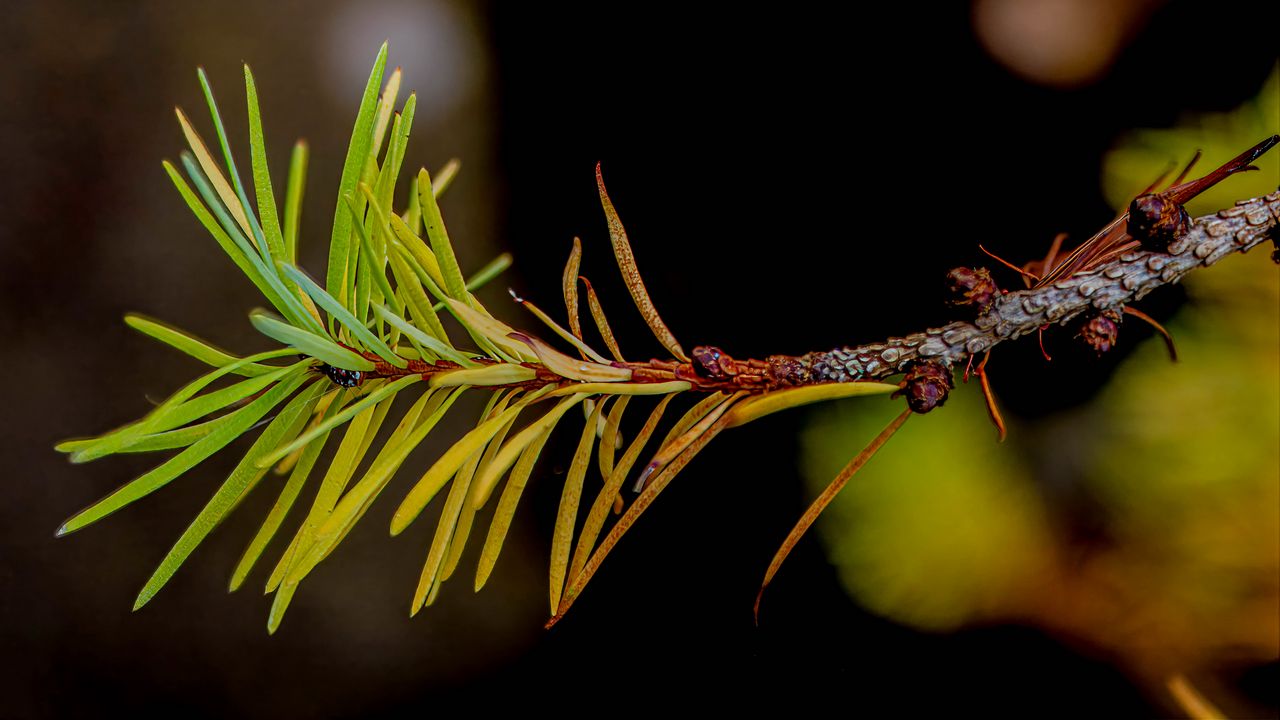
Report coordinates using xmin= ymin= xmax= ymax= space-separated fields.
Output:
xmin=1078 ymin=310 xmax=1121 ymax=355
xmin=766 ymin=354 xmax=809 ymax=387
xmin=319 ymin=364 xmax=363 ymax=388
xmin=1128 ymin=193 xmax=1191 ymax=249
xmin=692 ymin=346 xmax=738 ymax=380
xmin=894 ymin=361 xmax=954 ymax=414
xmin=945 ymin=267 xmax=1000 ymax=311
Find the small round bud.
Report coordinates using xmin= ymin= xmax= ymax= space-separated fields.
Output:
xmin=766 ymin=355 xmax=809 ymax=387
xmin=945 ymin=267 xmax=1000 ymax=310
xmin=1078 ymin=310 xmax=1121 ymax=355
xmin=692 ymin=346 xmax=738 ymax=380
xmin=1128 ymin=193 xmax=1190 ymax=249
xmin=894 ymin=361 xmax=954 ymax=414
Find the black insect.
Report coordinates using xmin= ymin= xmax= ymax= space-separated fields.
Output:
xmin=317 ymin=363 xmax=363 ymax=388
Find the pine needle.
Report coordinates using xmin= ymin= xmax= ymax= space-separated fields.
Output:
xmin=562 ymin=237 xmax=584 ymax=346
xmin=134 ymin=380 xmax=327 ymax=610
xmin=581 ymin=277 xmax=625 ymax=362
xmin=565 ymin=395 xmax=675 ymax=593
xmin=410 ymin=391 xmax=511 ymax=615
xmin=509 ymin=332 xmax=630 ymax=382
xmin=474 ymin=423 xmax=555 ymax=591
xmin=468 ymin=393 xmax=590 ymax=511
xmin=634 ymin=392 xmax=745 ymax=493
xmin=723 ymin=381 xmax=898 ymax=428
xmin=123 ymin=314 xmax=277 ymax=377
xmin=550 ymin=398 xmax=607 ymax=613
xmin=441 ymin=397 xmax=524 ymax=581
xmin=57 ymin=368 xmax=310 ymax=536
xmin=326 ymin=43 xmax=388 ymax=312
xmin=753 ymin=408 xmax=911 ymax=624
xmin=230 ymin=389 xmax=351 ymax=591
xmin=391 ymin=386 xmax=554 ymax=535
xmin=510 ymin=291 xmax=611 ymax=365
xmin=553 ymin=403 xmax=730 ymax=625
xmin=598 ymin=396 xmax=630 ymax=483
xmin=975 ymin=352 xmax=1007 ymax=443
xmin=595 ymin=164 xmax=687 ymax=361
xmin=283 ymin=141 xmax=308 ymax=262
xmin=658 ymin=392 xmax=732 ymax=452
xmin=174 ymin=107 xmax=254 ymax=243
xmin=1123 ymin=306 xmax=1178 ymax=362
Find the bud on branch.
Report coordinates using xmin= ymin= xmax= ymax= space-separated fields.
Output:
xmin=790 ymin=191 xmax=1280 ymax=385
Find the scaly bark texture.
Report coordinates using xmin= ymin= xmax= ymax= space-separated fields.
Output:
xmin=780 ymin=192 xmax=1280 ymax=385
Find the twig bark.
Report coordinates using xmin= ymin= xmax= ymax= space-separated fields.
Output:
xmin=785 ymin=191 xmax=1280 ymax=385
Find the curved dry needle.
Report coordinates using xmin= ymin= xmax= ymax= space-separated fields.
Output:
xmin=979 ymin=244 xmax=1040 ymax=284
xmin=596 ymin=163 xmax=689 ymax=362
xmin=1037 ymin=326 xmax=1053 ymax=362
xmin=975 ymin=351 xmax=1007 ymax=442
xmin=563 ymin=394 xmax=676 ymax=591
xmin=549 ymin=398 xmax=608 ymax=613
xmin=1122 ymin=306 xmax=1178 ymax=362
xmin=1022 ymin=233 xmax=1068 ymax=285
xmin=595 ymin=395 xmax=629 ymax=514
xmin=550 ymin=407 xmax=734 ymax=627
xmin=597 ymin=395 xmax=629 ymax=487
xmin=634 ymin=391 xmax=746 ymax=492
xmin=508 ymin=289 xmax=612 ymax=365
xmin=754 ymin=408 xmax=911 ymax=624
xmin=657 ymin=392 xmax=734 ymax=452
xmin=580 ymin=276 xmax=625 ymax=362
xmin=562 ymin=237 xmax=586 ymax=359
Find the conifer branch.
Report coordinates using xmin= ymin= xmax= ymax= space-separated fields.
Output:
xmin=53 ymin=44 xmax=1279 ymax=633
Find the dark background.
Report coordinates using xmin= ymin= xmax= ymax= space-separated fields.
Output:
xmin=2 ymin=1 xmax=1276 ymax=716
